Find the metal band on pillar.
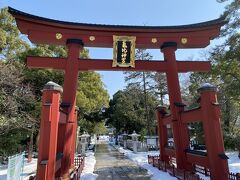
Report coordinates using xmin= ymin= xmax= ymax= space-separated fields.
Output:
xmin=66 ymin=39 xmax=84 ymax=46
xmin=160 ymin=42 xmax=177 ymax=50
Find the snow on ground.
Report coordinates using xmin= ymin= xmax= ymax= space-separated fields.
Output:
xmin=114 ymin=144 xmax=240 ymax=180
xmin=198 ymin=152 xmax=240 ymax=180
xmin=0 ymin=163 xmax=7 ymax=180
xmin=227 ymin=152 xmax=240 ymax=173
xmin=98 ymin=135 xmax=109 ymax=142
xmin=80 ymin=151 xmax=97 ymax=180
xmin=198 ymin=174 xmax=210 ymax=180
xmin=1 ymin=139 xmax=240 ymax=180
xmin=114 ymin=145 xmax=177 ymax=180
xmin=22 ymin=158 xmax=38 ymax=179
xmin=0 ymin=158 xmax=37 ymax=180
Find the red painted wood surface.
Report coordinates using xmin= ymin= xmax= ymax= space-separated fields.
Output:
xmin=59 ymin=111 xmax=67 ymax=124
xmin=9 ymin=7 xmax=225 ymax=49
xmin=181 ymin=108 xmax=202 ymax=123
xmin=162 ymin=115 xmax=173 ymax=125
xmin=156 ymin=107 xmax=169 ymax=163
xmin=36 ymin=88 xmax=61 ymax=180
xmin=186 ymin=153 xmax=209 ymax=168
xmin=27 ymin=56 xmax=211 ymax=72
xmin=161 ymin=44 xmax=191 ymax=170
xmin=58 ymin=42 xmax=83 ymax=178
xmin=200 ymin=89 xmax=229 ymax=180
xmin=71 ymin=111 xmax=78 ymax=165
xmin=165 ymin=148 xmax=176 ymax=157
xmin=9 ymin=8 xmax=226 ymax=49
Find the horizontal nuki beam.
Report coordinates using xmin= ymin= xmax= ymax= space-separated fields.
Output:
xmin=27 ymin=57 xmax=211 ymax=72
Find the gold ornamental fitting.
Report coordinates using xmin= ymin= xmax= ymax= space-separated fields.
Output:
xmin=151 ymin=38 xmax=157 ymax=44
xmin=56 ymin=33 xmax=63 ymax=40
xmin=89 ymin=36 xmax=95 ymax=41
xmin=181 ymin=37 xmax=188 ymax=44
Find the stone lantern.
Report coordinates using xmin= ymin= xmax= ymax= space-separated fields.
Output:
xmin=129 ymin=130 xmax=140 ymax=153
xmin=80 ymin=132 xmax=90 ymax=156
xmin=122 ymin=132 xmax=128 ymax=149
xmin=109 ymin=132 xmax=114 ymax=143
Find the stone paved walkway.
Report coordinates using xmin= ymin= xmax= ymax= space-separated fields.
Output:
xmin=94 ymin=142 xmax=151 ymax=180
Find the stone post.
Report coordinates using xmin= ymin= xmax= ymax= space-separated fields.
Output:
xmin=122 ymin=132 xmax=128 ymax=149
xmin=80 ymin=132 xmax=90 ymax=156
xmin=130 ymin=131 xmax=140 ymax=153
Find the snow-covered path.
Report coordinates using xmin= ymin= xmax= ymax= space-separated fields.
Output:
xmin=114 ymin=145 xmax=177 ymax=180
xmin=94 ymin=143 xmax=151 ymax=179
xmin=0 ymin=141 xmax=240 ymax=180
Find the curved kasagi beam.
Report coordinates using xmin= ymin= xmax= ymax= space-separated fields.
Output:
xmin=8 ymin=7 xmax=226 ymax=49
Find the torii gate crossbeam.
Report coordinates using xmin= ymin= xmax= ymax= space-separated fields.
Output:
xmin=27 ymin=57 xmax=211 ymax=72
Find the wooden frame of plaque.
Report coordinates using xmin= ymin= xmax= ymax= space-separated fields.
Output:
xmin=112 ymin=35 xmax=136 ymax=68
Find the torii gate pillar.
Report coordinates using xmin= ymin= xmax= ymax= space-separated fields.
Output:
xmin=161 ymin=42 xmax=192 ymax=170
xmin=56 ymin=39 xmax=84 ymax=178
xmin=199 ymin=84 xmax=229 ymax=180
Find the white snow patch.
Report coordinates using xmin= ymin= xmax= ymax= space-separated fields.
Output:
xmin=22 ymin=158 xmax=38 ymax=179
xmin=80 ymin=151 xmax=97 ymax=180
xmin=227 ymin=152 xmax=240 ymax=173
xmin=0 ymin=158 xmax=37 ymax=180
xmin=0 ymin=164 xmax=7 ymax=180
xmin=197 ymin=173 xmax=210 ymax=180
xmin=98 ymin=135 xmax=109 ymax=142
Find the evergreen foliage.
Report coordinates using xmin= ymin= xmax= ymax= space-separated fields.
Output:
xmin=0 ymin=7 xmax=109 ymax=157
xmin=188 ymin=0 xmax=240 ymax=150
xmin=124 ymin=49 xmax=167 ymax=135
xmin=106 ymin=86 xmax=158 ymax=135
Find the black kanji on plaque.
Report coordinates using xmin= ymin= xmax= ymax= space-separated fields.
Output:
xmin=113 ymin=36 xmax=136 ymax=68
xmin=117 ymin=41 xmax=131 ymax=64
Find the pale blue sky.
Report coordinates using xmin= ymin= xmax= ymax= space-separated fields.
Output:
xmin=0 ymin=0 xmax=228 ymax=97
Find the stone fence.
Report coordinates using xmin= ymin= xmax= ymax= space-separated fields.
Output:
xmin=118 ymin=134 xmax=159 ymax=152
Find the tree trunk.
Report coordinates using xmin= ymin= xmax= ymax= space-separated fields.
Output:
xmin=224 ymin=98 xmax=231 ymax=133
xmin=143 ymin=72 xmax=150 ymax=135
xmin=28 ymin=127 xmax=34 ymax=163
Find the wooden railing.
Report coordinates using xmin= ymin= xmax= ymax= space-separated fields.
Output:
xmin=194 ymin=164 xmax=240 ymax=180
xmin=148 ymin=155 xmax=240 ymax=180
xmin=28 ymin=156 xmax=85 ymax=180
xmin=229 ymin=172 xmax=240 ymax=180
xmin=70 ymin=156 xmax=85 ymax=180
xmin=194 ymin=165 xmax=210 ymax=177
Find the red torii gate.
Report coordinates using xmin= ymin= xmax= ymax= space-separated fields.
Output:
xmin=9 ymin=7 xmax=228 ymax=180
